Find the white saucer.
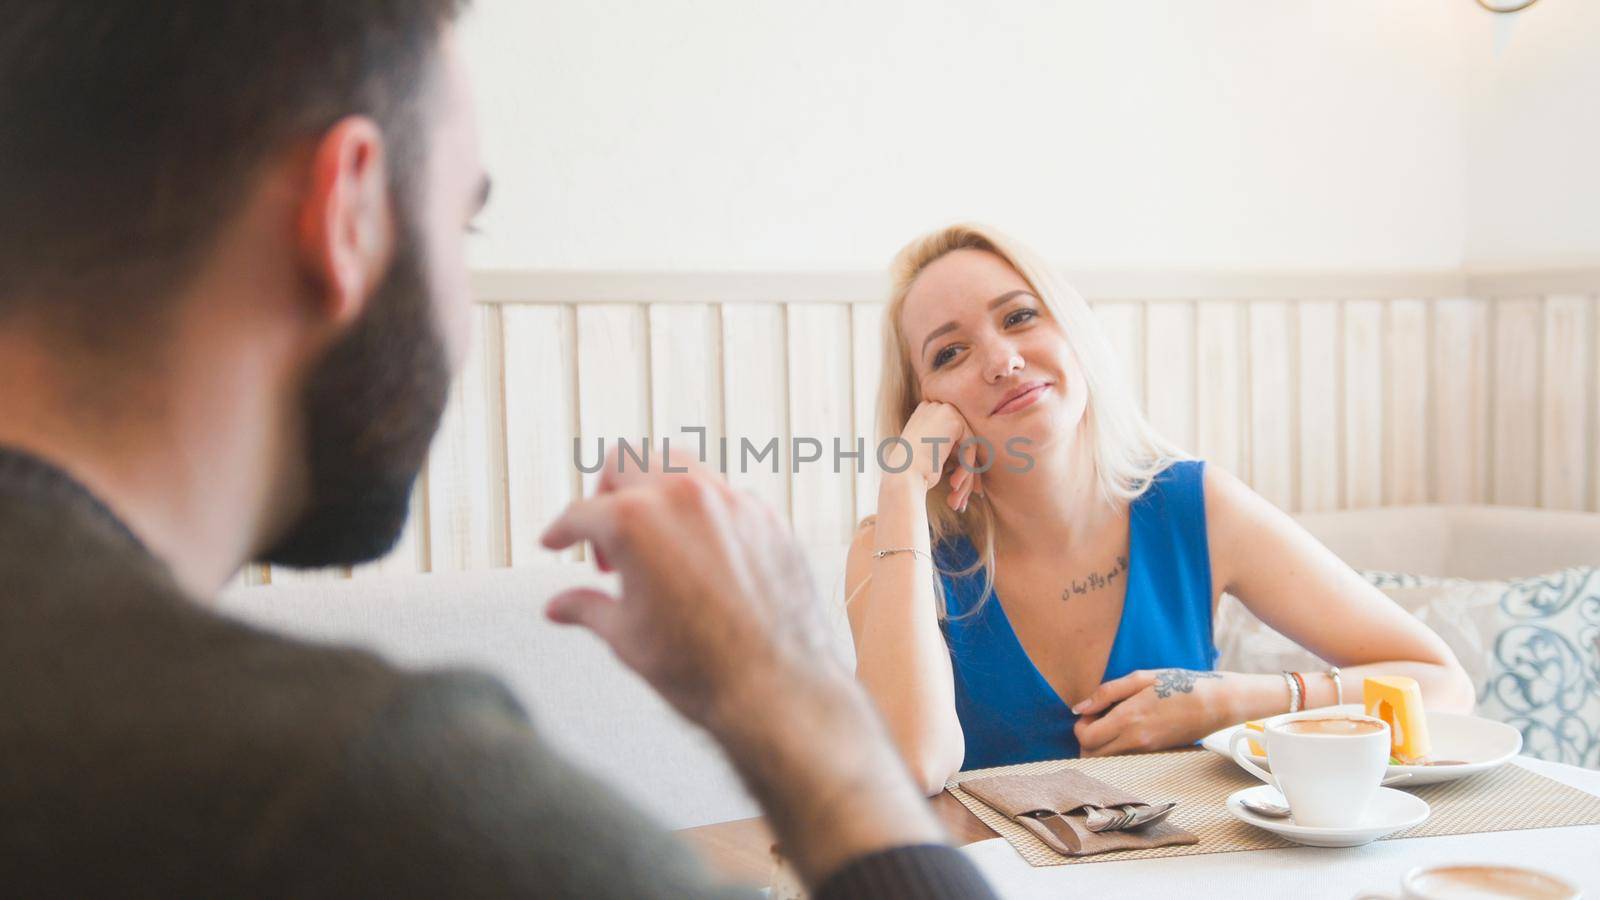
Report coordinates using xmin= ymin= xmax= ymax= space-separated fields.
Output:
xmin=1201 ymin=704 xmax=1522 ymax=786
xmin=1226 ymin=785 xmax=1430 ymax=847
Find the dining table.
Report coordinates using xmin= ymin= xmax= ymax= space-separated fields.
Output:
xmin=678 ymin=754 xmax=1600 ymax=897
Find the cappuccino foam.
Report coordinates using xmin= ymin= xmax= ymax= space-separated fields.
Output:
xmin=1411 ymin=865 xmax=1576 ymax=899
xmin=1280 ymin=716 xmax=1386 ymax=736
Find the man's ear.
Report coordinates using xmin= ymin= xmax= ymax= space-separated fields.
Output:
xmin=296 ymin=117 xmax=394 ymax=327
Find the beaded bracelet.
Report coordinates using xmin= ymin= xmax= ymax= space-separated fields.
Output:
xmin=1281 ymin=671 xmax=1302 ymax=713
xmin=1328 ymin=666 xmax=1344 ymax=706
xmin=1290 ymin=671 xmax=1309 ymax=711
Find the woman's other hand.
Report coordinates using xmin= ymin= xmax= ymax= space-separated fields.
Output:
xmin=1070 ymin=669 xmax=1265 ymax=756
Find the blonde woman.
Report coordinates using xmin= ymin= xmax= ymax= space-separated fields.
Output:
xmin=845 ymin=224 xmax=1475 ymax=793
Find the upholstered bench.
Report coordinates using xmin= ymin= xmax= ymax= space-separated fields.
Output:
xmin=219 ymin=505 xmax=1600 ymax=827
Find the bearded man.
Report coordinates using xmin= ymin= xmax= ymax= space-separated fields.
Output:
xmin=0 ymin=3 xmax=992 ymax=897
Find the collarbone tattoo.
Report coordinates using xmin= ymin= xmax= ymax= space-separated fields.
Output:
xmin=1060 ymin=555 xmax=1128 ymax=602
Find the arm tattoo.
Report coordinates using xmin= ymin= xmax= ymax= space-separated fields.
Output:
xmin=1152 ymin=669 xmax=1222 ymax=699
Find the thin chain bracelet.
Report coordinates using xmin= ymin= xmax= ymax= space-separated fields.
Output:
xmin=871 ymin=547 xmax=934 ymax=564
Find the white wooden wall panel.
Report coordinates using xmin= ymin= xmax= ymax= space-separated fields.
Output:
xmin=1092 ymin=302 xmax=1145 ymax=412
xmin=786 ymin=304 xmax=855 ymax=549
xmin=240 ymin=278 xmax=1600 ymax=588
xmin=1297 ymin=301 xmax=1341 ymax=512
xmin=1247 ymin=302 xmax=1294 ymax=510
xmin=721 ymin=304 xmax=790 ymax=518
xmin=1385 ymin=300 xmax=1430 ymax=506
xmin=576 ymin=305 xmax=651 ymax=500
xmin=1343 ymin=300 xmax=1385 ymax=508
xmin=1194 ymin=302 xmax=1243 ymax=475
xmin=1145 ymin=302 xmax=1197 ymax=452
xmin=1432 ymin=298 xmax=1490 ymax=504
xmin=649 ymin=303 xmax=724 ymax=467
xmin=1493 ymin=299 xmax=1543 ymax=507
xmin=851 ymin=304 xmax=887 ymax=525
xmin=503 ymin=304 xmax=578 ymax=564
xmin=426 ymin=305 xmax=507 ymax=571
xmin=1540 ymin=295 xmax=1593 ymax=510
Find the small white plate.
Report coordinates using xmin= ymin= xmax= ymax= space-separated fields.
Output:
xmin=1226 ymin=785 xmax=1430 ymax=847
xmin=1201 ymin=704 xmax=1522 ymax=786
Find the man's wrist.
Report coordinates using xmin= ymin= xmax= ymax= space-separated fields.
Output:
xmin=699 ymin=654 xmax=848 ymax=740
xmin=700 ymin=664 xmax=946 ymax=886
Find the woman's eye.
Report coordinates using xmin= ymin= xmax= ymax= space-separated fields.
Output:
xmin=932 ymin=346 xmax=960 ymax=369
xmin=1005 ymin=308 xmax=1038 ymax=327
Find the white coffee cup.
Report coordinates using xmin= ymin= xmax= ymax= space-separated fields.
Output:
xmin=1228 ymin=711 xmax=1390 ymax=828
xmin=1356 ymin=862 xmax=1582 ymax=899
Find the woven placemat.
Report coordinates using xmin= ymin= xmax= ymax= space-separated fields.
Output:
xmin=945 ymin=751 xmax=1600 ymax=867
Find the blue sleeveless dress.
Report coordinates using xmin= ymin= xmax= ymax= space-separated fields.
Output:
xmin=935 ymin=459 xmax=1218 ymax=769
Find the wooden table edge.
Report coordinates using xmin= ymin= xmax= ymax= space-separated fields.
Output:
xmin=677 ymin=747 xmax=1215 ymax=885
xmin=678 ymin=791 xmax=994 ymax=885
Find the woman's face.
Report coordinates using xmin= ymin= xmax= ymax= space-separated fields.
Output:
xmin=900 ymin=248 xmax=1089 ymax=456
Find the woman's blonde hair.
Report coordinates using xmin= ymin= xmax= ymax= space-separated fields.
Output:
xmin=873 ymin=222 xmax=1186 ymax=617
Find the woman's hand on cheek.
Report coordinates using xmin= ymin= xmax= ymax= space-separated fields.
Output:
xmin=946 ymin=436 xmax=984 ymax=512
xmin=1071 ymin=669 xmax=1229 ymax=757
xmin=898 ymin=400 xmax=981 ymax=503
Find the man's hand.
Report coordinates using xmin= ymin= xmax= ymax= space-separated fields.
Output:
xmin=539 ymin=445 xmax=834 ymax=728
xmin=540 ymin=445 xmax=949 ymax=886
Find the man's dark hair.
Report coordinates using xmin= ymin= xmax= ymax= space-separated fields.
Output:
xmin=0 ymin=1 xmax=467 ymax=340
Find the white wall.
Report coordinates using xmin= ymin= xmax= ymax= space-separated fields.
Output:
xmin=458 ymin=0 xmax=1472 ymax=272
xmin=1461 ymin=0 xmax=1600 ymax=270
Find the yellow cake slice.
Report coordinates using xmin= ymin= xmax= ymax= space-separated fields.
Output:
xmin=1363 ymin=675 xmax=1432 ymax=763
xmin=1244 ymin=720 xmax=1266 ymax=756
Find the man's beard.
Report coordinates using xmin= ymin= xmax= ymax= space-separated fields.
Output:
xmin=260 ymin=216 xmax=450 ymax=568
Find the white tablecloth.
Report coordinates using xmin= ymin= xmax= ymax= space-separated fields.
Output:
xmin=961 ymin=757 xmax=1600 ymax=898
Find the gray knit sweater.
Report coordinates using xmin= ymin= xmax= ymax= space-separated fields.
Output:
xmin=0 ymin=447 xmax=994 ymax=898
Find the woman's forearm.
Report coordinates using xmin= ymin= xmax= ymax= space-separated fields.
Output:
xmin=1219 ymin=660 xmax=1476 ymax=726
xmin=1303 ymin=660 xmax=1476 ymax=713
xmin=852 ymin=474 xmax=965 ymax=789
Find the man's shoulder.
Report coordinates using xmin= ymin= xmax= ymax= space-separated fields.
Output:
xmin=1 ymin=558 xmax=474 ymax=767
xmin=0 ymin=487 xmax=528 ymax=769
xmin=0 ymin=582 xmax=556 ymax=894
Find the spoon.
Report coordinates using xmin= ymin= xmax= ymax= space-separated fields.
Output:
xmin=1241 ymin=773 xmax=1414 ymax=819
xmin=1240 ymin=794 xmax=1292 ymax=818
